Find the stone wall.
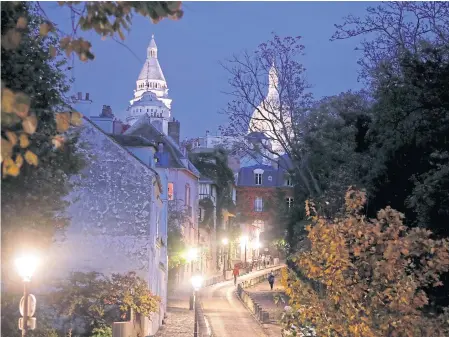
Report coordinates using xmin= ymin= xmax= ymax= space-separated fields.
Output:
xmin=236 ymin=268 xmax=282 ymax=324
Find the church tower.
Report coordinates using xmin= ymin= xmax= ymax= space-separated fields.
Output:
xmin=126 ymin=35 xmax=173 ymax=133
xmin=248 ymin=63 xmax=287 ymax=155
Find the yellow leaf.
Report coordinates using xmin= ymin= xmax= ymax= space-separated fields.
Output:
xmin=1 ymin=88 xmax=15 ymax=112
xmin=19 ymin=133 xmax=30 ymax=148
xmin=55 ymin=112 xmax=70 ymax=133
xmin=16 ymin=17 xmax=27 ymax=29
xmin=1 ymin=138 xmax=13 ymax=163
xmin=49 ymin=45 xmax=57 ymax=58
xmin=24 ymin=150 xmax=38 ymax=166
xmin=40 ymin=22 xmax=52 ymax=36
xmin=70 ymin=111 xmax=83 ymax=126
xmin=6 ymin=131 xmax=18 ymax=146
xmin=2 ymin=157 xmax=19 ymax=177
xmin=15 ymin=154 xmax=23 ymax=168
xmin=22 ymin=115 xmax=38 ymax=134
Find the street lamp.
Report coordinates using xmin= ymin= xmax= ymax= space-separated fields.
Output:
xmin=221 ymin=238 xmax=229 ymax=278
xmin=191 ymin=274 xmax=204 ymax=337
xmin=239 ymin=236 xmax=248 ymax=268
xmin=15 ymin=255 xmax=38 ymax=336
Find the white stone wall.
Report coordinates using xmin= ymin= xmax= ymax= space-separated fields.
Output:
xmin=45 ymin=121 xmax=167 ymax=335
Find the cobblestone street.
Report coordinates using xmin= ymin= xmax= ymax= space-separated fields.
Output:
xmin=155 ymin=298 xmax=194 ymax=337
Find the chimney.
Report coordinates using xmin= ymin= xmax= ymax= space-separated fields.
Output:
xmin=85 ymin=92 xmax=90 ymax=101
xmin=206 ymin=130 xmax=210 ymax=137
xmin=77 ymin=92 xmax=82 ymax=100
xmin=168 ymin=120 xmax=180 ymax=145
xmin=101 ymin=105 xmax=114 ymax=118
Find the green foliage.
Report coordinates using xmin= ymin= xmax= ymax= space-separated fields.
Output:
xmin=50 ymin=271 xmax=160 ymax=337
xmin=1 ymin=2 xmax=86 ymax=274
xmin=199 ymin=197 xmax=215 ymax=231
xmin=167 ymin=200 xmax=188 ymax=270
xmin=189 ymin=148 xmax=236 ymax=221
xmin=91 ymin=326 xmax=112 ymax=337
xmin=365 ymin=45 xmax=449 ymax=238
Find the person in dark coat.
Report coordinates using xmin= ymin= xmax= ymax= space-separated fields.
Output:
xmin=268 ymin=271 xmax=275 ymax=290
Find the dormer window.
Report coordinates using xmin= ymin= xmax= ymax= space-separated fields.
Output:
xmin=286 ymin=177 xmax=293 ymax=186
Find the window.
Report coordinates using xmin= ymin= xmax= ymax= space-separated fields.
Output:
xmin=286 ymin=197 xmax=294 ymax=209
xmin=268 ymin=176 xmax=273 ymax=182
xmin=255 ymin=173 xmax=262 ymax=185
xmin=254 ymin=197 xmax=263 ymax=212
xmin=185 ymin=184 xmax=191 ymax=206
xmin=168 ymin=183 xmax=174 ymax=200
xmin=286 ymin=177 xmax=293 ymax=186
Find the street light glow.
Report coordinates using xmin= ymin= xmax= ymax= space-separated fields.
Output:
xmin=191 ymin=274 xmax=204 ymax=291
xmin=15 ymin=255 xmax=38 ymax=282
xmin=239 ymin=235 xmax=248 ymax=246
xmin=187 ymin=248 xmax=198 ymax=262
xmin=253 ymin=241 xmax=262 ymax=249
xmin=222 ymin=238 xmax=229 ymax=245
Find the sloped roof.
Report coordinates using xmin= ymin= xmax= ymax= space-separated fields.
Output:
xmin=138 ymin=57 xmax=166 ymax=82
xmin=130 ymin=91 xmax=166 ymax=108
xmin=111 ymin=134 xmax=157 ymax=148
xmin=124 ymin=115 xmax=200 ymax=177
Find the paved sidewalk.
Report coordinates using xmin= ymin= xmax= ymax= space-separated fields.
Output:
xmin=156 ymin=283 xmax=194 ymax=337
xmin=245 ymin=280 xmax=288 ymax=323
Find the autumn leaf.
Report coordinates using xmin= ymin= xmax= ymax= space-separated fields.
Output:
xmin=70 ymin=111 xmax=83 ymax=126
xmin=19 ymin=133 xmax=30 ymax=148
xmin=16 ymin=17 xmax=27 ymax=29
xmin=5 ymin=131 xmax=18 ymax=147
xmin=55 ymin=112 xmax=71 ymax=132
xmin=15 ymin=154 xmax=24 ymax=168
xmin=22 ymin=115 xmax=38 ymax=134
xmin=1 ymin=88 xmax=15 ymax=112
xmin=52 ymin=135 xmax=65 ymax=149
xmin=2 ymin=157 xmax=19 ymax=177
xmin=1 ymin=138 xmax=13 ymax=163
xmin=39 ymin=22 xmax=52 ymax=36
xmin=24 ymin=150 xmax=38 ymax=166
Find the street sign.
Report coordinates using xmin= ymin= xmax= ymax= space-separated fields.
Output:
xmin=19 ymin=294 xmax=36 ymax=317
xmin=18 ymin=317 xmax=36 ymax=330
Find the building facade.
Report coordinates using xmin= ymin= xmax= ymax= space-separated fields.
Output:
xmin=46 ymin=118 xmax=168 ymax=336
xmin=236 ymin=155 xmax=294 ymax=263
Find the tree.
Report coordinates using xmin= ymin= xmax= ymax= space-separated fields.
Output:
xmin=332 ymin=2 xmax=449 ymax=82
xmin=221 ymin=34 xmax=321 ymax=198
xmin=282 ymin=188 xmax=449 ymax=337
xmin=50 ymin=271 xmax=160 ymax=337
xmin=189 ymin=148 xmax=236 ymax=222
xmin=167 ymin=199 xmax=189 ymax=270
xmin=1 ymin=1 xmax=183 ymax=176
xmin=1 ymin=2 xmax=85 ymax=278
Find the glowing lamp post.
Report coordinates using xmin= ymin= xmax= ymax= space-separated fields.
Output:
xmin=239 ymin=236 xmax=249 ymax=268
xmin=191 ymin=274 xmax=204 ymax=337
xmin=15 ymin=255 xmax=39 ymax=336
xmin=221 ymin=238 xmax=229 ymax=278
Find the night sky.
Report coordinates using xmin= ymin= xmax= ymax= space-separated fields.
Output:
xmin=44 ymin=1 xmax=376 ymax=139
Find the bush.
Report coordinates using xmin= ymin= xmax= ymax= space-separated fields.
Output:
xmin=283 ymin=188 xmax=449 ymax=337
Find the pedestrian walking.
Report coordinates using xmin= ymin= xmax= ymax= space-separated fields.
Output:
xmin=233 ymin=265 xmax=240 ymax=286
xmin=268 ymin=271 xmax=275 ymax=290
